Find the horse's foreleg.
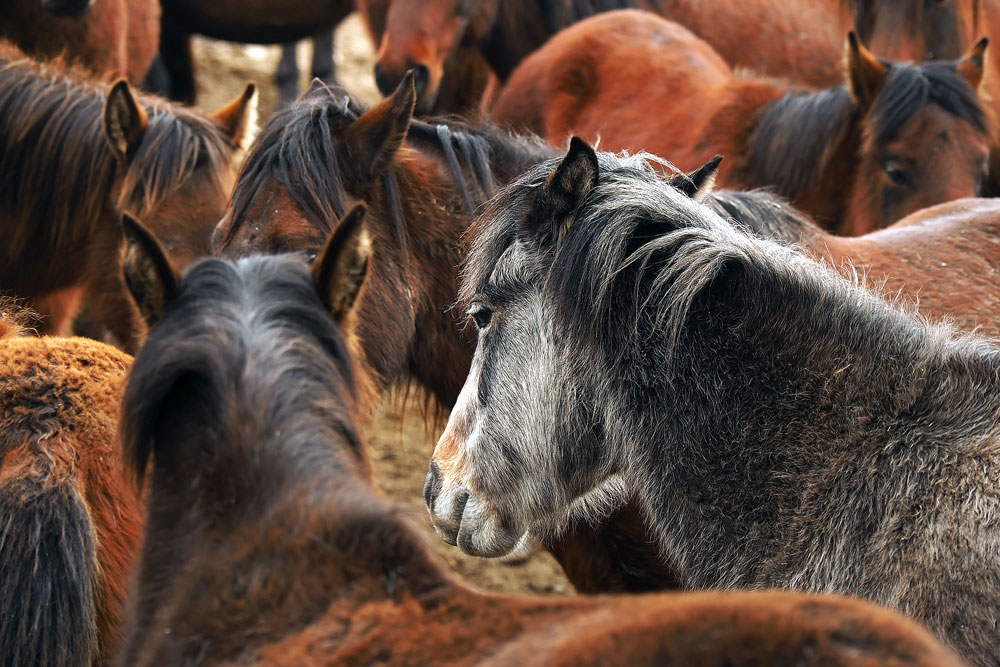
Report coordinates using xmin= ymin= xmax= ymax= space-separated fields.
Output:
xmin=276 ymin=42 xmax=300 ymax=107
xmin=311 ymin=32 xmax=337 ymax=85
xmin=158 ymin=13 xmax=196 ymax=104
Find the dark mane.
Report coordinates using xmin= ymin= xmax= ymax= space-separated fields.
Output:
xmin=537 ymin=0 xmax=637 ymax=33
xmin=121 ymin=255 xmax=363 ymax=490
xmin=748 ymin=57 xmax=988 ymax=200
xmin=0 ymin=42 xmax=231 ymax=248
xmin=703 ymin=189 xmax=824 ymax=246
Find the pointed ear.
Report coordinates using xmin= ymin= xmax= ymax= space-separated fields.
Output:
xmin=211 ymin=83 xmax=258 ymax=151
xmin=956 ymin=37 xmax=989 ymax=90
xmin=845 ymin=31 xmax=888 ymax=107
xmin=121 ymin=213 xmax=180 ymax=328
xmin=667 ymin=155 xmax=722 ymax=201
xmin=104 ymin=80 xmax=148 ymax=162
xmin=312 ymin=204 xmax=371 ymax=323
xmin=524 ymin=136 xmax=599 ymax=246
xmin=343 ymin=70 xmax=415 ymax=178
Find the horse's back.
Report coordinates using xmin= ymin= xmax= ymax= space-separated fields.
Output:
xmin=494 ymin=10 xmax=730 ymax=144
xmin=0 ymin=331 xmax=140 ymax=663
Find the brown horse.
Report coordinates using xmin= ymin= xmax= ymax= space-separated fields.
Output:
xmin=0 ymin=42 xmax=255 ymax=351
xmin=0 ymin=0 xmax=160 ymax=83
xmin=0 ymin=310 xmax=143 ymax=665
xmin=494 ymin=11 xmax=991 ymax=235
xmin=116 ymin=216 xmax=965 ymax=666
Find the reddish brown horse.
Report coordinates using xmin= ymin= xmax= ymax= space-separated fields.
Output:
xmin=494 ymin=11 xmax=991 ymax=235
xmin=0 ymin=42 xmax=255 ymax=351
xmin=0 ymin=311 xmax=143 ymax=666
xmin=117 ymin=216 xmax=965 ymax=666
xmin=0 ymin=0 xmax=160 ymax=82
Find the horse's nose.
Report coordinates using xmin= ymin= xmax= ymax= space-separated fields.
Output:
xmin=423 ymin=460 xmax=442 ymax=510
xmin=411 ymin=64 xmax=430 ymax=98
xmin=42 ymin=0 xmax=93 ymax=17
xmin=373 ymin=63 xmax=395 ymax=97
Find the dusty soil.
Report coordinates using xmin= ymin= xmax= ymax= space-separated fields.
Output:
xmin=190 ymin=17 xmax=572 ymax=597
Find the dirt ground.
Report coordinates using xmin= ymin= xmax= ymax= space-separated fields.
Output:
xmin=190 ymin=17 xmax=572 ymax=597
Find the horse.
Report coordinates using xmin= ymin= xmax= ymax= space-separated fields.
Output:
xmin=0 ymin=42 xmax=256 ymax=352
xmin=493 ymin=11 xmax=992 ymax=236
xmin=276 ymin=34 xmax=336 ymax=107
xmin=374 ymin=0 xmax=984 ymax=117
xmin=115 ymin=211 xmax=965 ymax=667
xmin=0 ymin=0 xmax=160 ymax=83
xmin=0 ymin=308 xmax=143 ymax=665
xmin=427 ymin=138 xmax=1000 ymax=665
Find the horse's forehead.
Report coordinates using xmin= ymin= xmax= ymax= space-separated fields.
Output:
xmin=884 ymin=103 xmax=988 ymax=159
xmin=484 ymin=242 xmax=533 ymax=295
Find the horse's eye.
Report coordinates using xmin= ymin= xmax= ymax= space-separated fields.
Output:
xmin=468 ymin=302 xmax=493 ymax=329
xmin=883 ymin=160 xmax=908 ymax=186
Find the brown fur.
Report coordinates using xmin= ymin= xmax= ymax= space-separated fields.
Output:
xmin=0 ymin=323 xmax=142 ymax=664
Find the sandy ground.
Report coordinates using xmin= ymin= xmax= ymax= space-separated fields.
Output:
xmin=190 ymin=16 xmax=572 ymax=597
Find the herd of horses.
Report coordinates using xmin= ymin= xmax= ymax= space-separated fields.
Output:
xmin=4 ymin=0 xmax=1000 ymax=665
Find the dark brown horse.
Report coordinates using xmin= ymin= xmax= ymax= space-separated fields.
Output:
xmin=0 ymin=42 xmax=255 ymax=351
xmin=0 ymin=310 xmax=143 ymax=666
xmin=494 ymin=11 xmax=991 ymax=235
xmin=0 ymin=0 xmax=160 ymax=82
xmin=116 ymin=214 xmax=965 ymax=667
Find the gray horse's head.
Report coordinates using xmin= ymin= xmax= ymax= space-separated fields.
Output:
xmin=424 ymin=139 xmax=723 ymax=557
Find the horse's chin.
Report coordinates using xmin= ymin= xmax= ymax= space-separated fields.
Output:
xmin=41 ymin=0 xmax=94 ymax=18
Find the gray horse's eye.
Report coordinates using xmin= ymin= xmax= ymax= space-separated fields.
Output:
xmin=468 ymin=302 xmax=493 ymax=329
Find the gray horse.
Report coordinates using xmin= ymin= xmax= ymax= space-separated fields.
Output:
xmin=425 ymin=138 xmax=1000 ymax=665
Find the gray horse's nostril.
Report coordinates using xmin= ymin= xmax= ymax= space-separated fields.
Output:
xmin=422 ymin=461 xmax=441 ymax=509
xmin=450 ymin=489 xmax=470 ymax=524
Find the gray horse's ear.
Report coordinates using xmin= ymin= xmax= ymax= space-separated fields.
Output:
xmin=667 ymin=155 xmax=722 ymax=201
xmin=313 ymin=204 xmax=371 ymax=323
xmin=104 ymin=80 xmax=148 ymax=163
xmin=528 ymin=136 xmax=599 ymax=245
xmin=343 ymin=70 xmax=415 ymax=178
xmin=122 ymin=213 xmax=180 ymax=328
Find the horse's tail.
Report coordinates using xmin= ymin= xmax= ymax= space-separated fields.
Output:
xmin=0 ymin=434 xmax=98 ymax=667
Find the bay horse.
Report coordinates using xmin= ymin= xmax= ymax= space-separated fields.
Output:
xmin=493 ymin=11 xmax=992 ymax=235
xmin=428 ymin=139 xmax=1000 ymax=665
xmin=0 ymin=309 xmax=143 ymax=665
xmin=0 ymin=0 xmax=161 ymax=83
xmin=0 ymin=42 xmax=256 ymax=351
xmin=116 ymin=211 xmax=964 ymax=667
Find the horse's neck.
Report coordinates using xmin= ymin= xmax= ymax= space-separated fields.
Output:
xmin=742 ymin=84 xmax=860 ymax=227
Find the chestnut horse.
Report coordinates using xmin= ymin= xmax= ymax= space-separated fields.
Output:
xmin=0 ymin=310 xmax=142 ymax=665
xmin=0 ymin=42 xmax=256 ymax=351
xmin=116 ymin=213 xmax=963 ymax=666
xmin=494 ymin=11 xmax=991 ymax=235
xmin=0 ymin=0 xmax=160 ymax=82
xmin=429 ymin=140 xmax=1000 ymax=665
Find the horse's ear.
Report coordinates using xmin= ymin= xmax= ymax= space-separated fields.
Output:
xmin=667 ymin=155 xmax=722 ymax=202
xmin=526 ymin=136 xmax=599 ymax=246
xmin=845 ymin=31 xmax=887 ymax=107
xmin=211 ymin=83 xmax=258 ymax=151
xmin=312 ymin=204 xmax=371 ymax=323
xmin=343 ymin=70 xmax=415 ymax=178
xmin=121 ymin=213 xmax=180 ymax=328
xmin=957 ymin=37 xmax=989 ymax=90
xmin=104 ymin=80 xmax=148 ymax=163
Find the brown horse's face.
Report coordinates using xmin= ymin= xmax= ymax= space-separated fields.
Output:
xmin=850 ymin=0 xmax=977 ymax=62
xmin=213 ymin=183 xmax=336 ymax=259
xmin=40 ymin=0 xmax=95 ymax=17
xmin=374 ymin=0 xmax=488 ymax=113
xmin=848 ymin=104 xmax=990 ymax=235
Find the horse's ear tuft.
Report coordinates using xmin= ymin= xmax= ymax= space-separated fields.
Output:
xmin=313 ymin=204 xmax=371 ymax=323
xmin=121 ymin=214 xmax=180 ymax=328
xmin=343 ymin=70 xmax=415 ymax=178
xmin=211 ymin=83 xmax=259 ymax=151
xmin=104 ymin=80 xmax=148 ymax=163
xmin=957 ymin=36 xmax=989 ymax=90
xmin=528 ymin=136 xmax=599 ymax=245
xmin=845 ymin=31 xmax=888 ymax=107
xmin=668 ymin=155 xmax=722 ymax=201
